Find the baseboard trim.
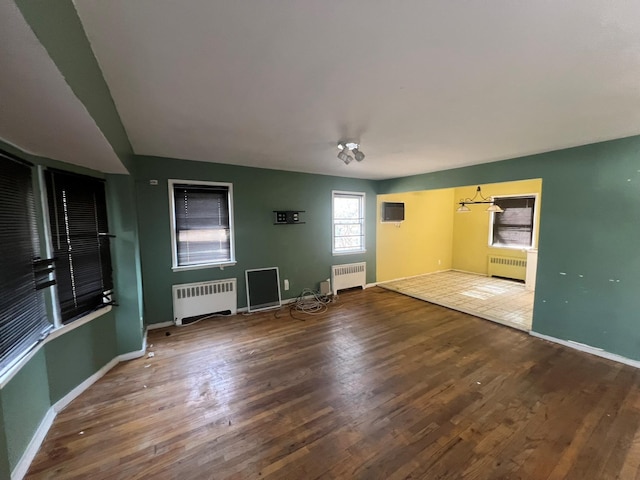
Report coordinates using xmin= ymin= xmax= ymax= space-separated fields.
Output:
xmin=11 ymin=343 xmax=146 ymax=480
xmin=11 ymin=407 xmax=55 ymax=480
xmin=146 ymin=321 xmax=174 ymax=330
xmin=530 ymin=331 xmax=640 ymax=369
xmin=53 ymin=357 xmax=119 ymax=413
xmin=118 ymin=337 xmax=147 ymax=362
xmin=378 ymin=269 xmax=453 ymax=285
xmin=451 ymin=269 xmax=487 ymax=277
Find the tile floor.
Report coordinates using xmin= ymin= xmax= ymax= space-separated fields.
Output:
xmin=379 ymin=270 xmax=534 ymax=331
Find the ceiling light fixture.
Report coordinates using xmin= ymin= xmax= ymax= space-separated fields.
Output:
xmin=337 ymin=141 xmax=365 ymax=165
xmin=337 ymin=146 xmax=353 ymax=164
xmin=352 ymin=147 xmax=365 ymax=162
xmin=457 ymin=186 xmax=504 ymax=213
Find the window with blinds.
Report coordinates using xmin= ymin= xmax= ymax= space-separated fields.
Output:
xmin=45 ymin=169 xmax=113 ymax=323
xmin=169 ymin=181 xmax=235 ymax=269
xmin=0 ymin=150 xmax=51 ymax=372
xmin=332 ymin=191 xmax=366 ymax=254
xmin=491 ymin=196 xmax=536 ymax=248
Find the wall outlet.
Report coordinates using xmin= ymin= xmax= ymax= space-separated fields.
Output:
xmin=284 ymin=279 xmax=289 ymax=291
xmin=438 ymin=259 xmax=441 ymax=265
xmin=149 ymin=179 xmax=158 ymax=185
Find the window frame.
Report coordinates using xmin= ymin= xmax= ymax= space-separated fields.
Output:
xmin=332 ymin=190 xmax=366 ymax=255
xmin=0 ymin=151 xmax=53 ymax=375
xmin=0 ymin=157 xmax=116 ymax=385
xmin=44 ymin=168 xmax=114 ymax=324
xmin=168 ymin=179 xmax=236 ymax=271
xmin=488 ymin=193 xmax=538 ymax=250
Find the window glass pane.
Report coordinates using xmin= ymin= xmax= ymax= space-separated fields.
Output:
xmin=334 ymin=196 xmax=362 ymax=219
xmin=0 ymin=152 xmax=51 ymax=372
xmin=173 ymin=183 xmax=234 ymax=267
xmin=492 ymin=196 xmax=535 ymax=247
xmin=335 ymin=224 xmax=362 ymax=236
xmin=46 ymin=170 xmax=113 ymax=323
xmin=332 ymin=192 xmax=365 ymax=253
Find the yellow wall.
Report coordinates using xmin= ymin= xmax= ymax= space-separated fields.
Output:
xmin=452 ymin=179 xmax=542 ymax=274
xmin=376 ymin=188 xmax=455 ymax=282
xmin=376 ymin=179 xmax=543 ymax=282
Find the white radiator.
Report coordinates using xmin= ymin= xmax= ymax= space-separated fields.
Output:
xmin=172 ymin=278 xmax=237 ymax=326
xmin=331 ymin=262 xmax=366 ymax=295
xmin=487 ymin=255 xmax=527 ymax=281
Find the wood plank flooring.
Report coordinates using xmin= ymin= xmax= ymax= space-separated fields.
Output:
xmin=26 ymin=288 xmax=640 ymax=479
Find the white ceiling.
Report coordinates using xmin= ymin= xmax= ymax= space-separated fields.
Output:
xmin=0 ymin=1 xmax=125 ymax=174
xmin=10 ymin=1 xmax=640 ymax=180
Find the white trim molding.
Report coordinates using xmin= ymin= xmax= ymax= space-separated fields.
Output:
xmin=146 ymin=321 xmax=174 ymax=330
xmin=168 ymin=179 xmax=236 ymax=270
xmin=11 ymin=407 xmax=55 ymax=480
xmin=331 ymin=190 xmax=366 ymax=256
xmin=53 ymin=357 xmax=119 ymax=414
xmin=118 ymin=332 xmax=148 ymax=362
xmin=530 ymin=331 xmax=640 ymax=369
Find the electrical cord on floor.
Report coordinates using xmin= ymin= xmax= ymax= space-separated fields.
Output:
xmin=275 ymin=288 xmax=334 ymax=321
xmin=183 ymin=289 xmax=337 ymax=324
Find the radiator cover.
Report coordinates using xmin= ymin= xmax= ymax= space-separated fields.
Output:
xmin=487 ymin=255 xmax=527 ymax=281
xmin=331 ymin=262 xmax=366 ymax=295
xmin=172 ymin=278 xmax=237 ymax=326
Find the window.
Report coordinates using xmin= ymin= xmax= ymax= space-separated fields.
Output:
xmin=169 ymin=180 xmax=235 ymax=269
xmin=332 ymin=191 xmax=366 ymax=254
xmin=45 ymin=169 xmax=113 ymax=323
xmin=491 ymin=196 xmax=536 ymax=248
xmin=0 ymin=150 xmax=51 ymax=372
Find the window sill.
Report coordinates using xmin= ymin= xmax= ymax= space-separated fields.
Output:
xmin=489 ymin=245 xmax=535 ymax=251
xmin=332 ymin=250 xmax=367 ymax=256
xmin=172 ymin=261 xmax=237 ymax=272
xmin=0 ymin=305 xmax=113 ymax=389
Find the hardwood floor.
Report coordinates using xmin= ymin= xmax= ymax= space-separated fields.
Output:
xmin=27 ymin=288 xmax=640 ymax=479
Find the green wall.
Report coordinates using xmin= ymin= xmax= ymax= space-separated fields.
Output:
xmin=107 ymin=175 xmax=145 ymax=355
xmin=133 ymin=155 xmax=377 ymax=324
xmin=0 ymin=350 xmax=50 ymax=477
xmin=0 ymin=396 xmax=9 ymax=479
xmin=44 ymin=313 xmax=118 ymax=404
xmin=380 ymin=135 xmax=640 ymax=360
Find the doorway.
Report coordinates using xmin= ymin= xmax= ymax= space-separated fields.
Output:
xmin=376 ymin=179 xmax=542 ymax=332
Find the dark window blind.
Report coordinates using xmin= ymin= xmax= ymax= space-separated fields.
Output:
xmin=492 ymin=196 xmax=535 ymax=247
xmin=173 ymin=184 xmax=231 ymax=266
xmin=45 ymin=169 xmax=113 ymax=323
xmin=0 ymin=151 xmax=51 ymax=372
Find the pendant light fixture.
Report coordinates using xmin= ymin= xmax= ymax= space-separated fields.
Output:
xmin=456 ymin=186 xmax=504 ymax=213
